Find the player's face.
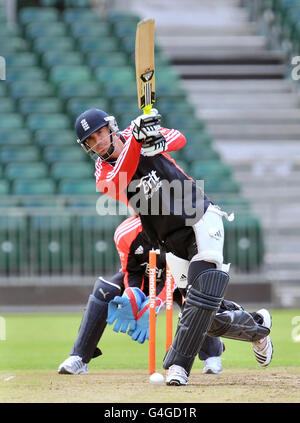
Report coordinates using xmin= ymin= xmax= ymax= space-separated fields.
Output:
xmin=86 ymin=126 xmax=122 ymax=159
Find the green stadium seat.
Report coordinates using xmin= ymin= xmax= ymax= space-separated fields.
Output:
xmin=0 ymin=24 xmax=20 ymax=38
xmin=190 ymin=161 xmax=232 ymax=180
xmin=205 ymin=178 xmax=241 ymax=194
xmin=75 ymin=215 xmax=120 ymax=274
xmin=62 ymin=8 xmax=102 ymax=23
xmin=20 ymin=198 xmax=61 ymax=208
xmin=0 ymin=98 xmax=16 ymax=113
xmin=183 ymin=147 xmax=221 ymax=163
xmin=35 ymin=129 xmax=75 ymax=147
xmin=0 ymin=84 xmax=6 ymax=96
xmin=70 ymin=22 xmax=111 ymax=39
xmin=67 ymin=197 xmax=99 ymax=208
xmin=113 ymin=21 xmax=138 ymax=38
xmin=49 ymin=65 xmax=92 ymax=85
xmin=77 ymin=214 xmax=121 ymax=230
xmin=183 ymin=130 xmax=212 ymax=146
xmin=38 ymin=0 xmax=61 ymax=6
xmin=157 ymin=67 xmax=181 ymax=85
xmin=152 ymin=54 xmax=171 ymax=67
xmin=10 ymin=81 xmax=54 ymax=99
xmin=63 ymin=0 xmax=92 ymax=7
xmin=4 ymin=53 xmax=37 ymax=67
xmin=0 ymin=129 xmax=32 ymax=146
xmin=58 ymin=81 xmax=101 ymax=100
xmin=106 ymin=10 xmax=140 ymax=25
xmin=117 ymin=116 xmax=135 ymax=131
xmin=0 ymin=214 xmax=27 ymax=274
xmin=104 ymin=80 xmax=137 ymax=99
xmin=116 ymin=108 xmax=140 ymax=125
xmin=66 ymin=98 xmax=109 ymax=119
xmin=224 ymin=213 xmax=264 ymax=271
xmin=78 ymin=37 xmax=119 ymax=54
xmin=182 ymin=131 xmax=214 ymax=148
xmin=19 ymin=7 xmax=60 ymax=25
xmin=215 ymin=196 xmax=251 ymax=212
xmin=42 ymin=51 xmax=83 ymax=68
xmin=94 ymin=66 xmax=135 ymax=84
xmin=0 ymin=197 xmax=20 ymax=207
xmin=19 ymin=98 xmax=63 ymax=115
xmin=6 ymin=67 xmax=46 ymax=83
xmin=5 ymin=162 xmax=49 ymax=180
xmin=0 ymin=113 xmax=24 ymax=129
xmin=156 ymin=83 xmax=187 ymax=99
xmin=157 ymin=99 xmax=195 ymax=115
xmin=0 ymin=37 xmax=29 ymax=54
xmin=29 ymin=219 xmax=74 ymax=274
xmin=12 ymin=179 xmax=56 ymax=195
xmin=0 ymin=146 xmax=40 ymax=163
xmin=110 ymin=96 xmax=138 ymax=113
xmin=27 ymin=114 xmax=71 ymax=131
xmin=25 ymin=22 xmax=67 ymax=39
xmin=51 ymin=162 xmax=93 ymax=179
xmin=58 ymin=178 xmax=96 ymax=194
xmin=43 ymin=146 xmax=84 ymax=163
xmin=33 ymin=37 xmax=75 ymax=54
xmin=87 ymin=52 xmax=128 ymax=68
xmin=0 ymin=180 xmax=9 ymax=194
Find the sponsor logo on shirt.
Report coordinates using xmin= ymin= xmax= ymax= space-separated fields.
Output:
xmin=134 ymin=245 xmax=144 ymax=255
xmin=137 ymin=170 xmax=162 ymax=200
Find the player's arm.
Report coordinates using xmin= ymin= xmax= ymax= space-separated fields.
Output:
xmin=159 ymin=127 xmax=186 ymax=152
xmin=114 ymin=217 xmax=145 ymax=289
xmin=95 ymin=134 xmax=142 ymax=199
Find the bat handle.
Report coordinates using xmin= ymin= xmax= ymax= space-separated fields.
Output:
xmin=143 ymin=104 xmax=152 ymax=115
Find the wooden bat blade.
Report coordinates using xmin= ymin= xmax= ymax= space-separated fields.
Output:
xmin=135 ymin=18 xmax=156 ymax=113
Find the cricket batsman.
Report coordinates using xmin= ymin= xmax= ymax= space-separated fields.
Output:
xmin=72 ymin=107 xmax=273 ymax=385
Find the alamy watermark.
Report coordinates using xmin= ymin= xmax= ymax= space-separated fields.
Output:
xmin=0 ymin=316 xmax=6 ymax=341
xmin=95 ymin=172 xmax=205 ymax=225
xmin=291 ymin=316 xmax=300 ymax=342
xmin=0 ymin=56 xmax=6 ymax=80
xmin=291 ymin=56 xmax=300 ymax=80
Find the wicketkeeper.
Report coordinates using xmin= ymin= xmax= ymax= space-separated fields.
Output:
xmin=58 ymin=215 xmax=225 ymax=375
xmin=59 ymin=214 xmax=271 ymax=376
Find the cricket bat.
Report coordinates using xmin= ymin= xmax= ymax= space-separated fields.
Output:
xmin=135 ymin=18 xmax=156 ymax=115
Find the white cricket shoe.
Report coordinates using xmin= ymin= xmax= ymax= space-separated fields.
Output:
xmin=203 ymin=356 xmax=222 ymax=374
xmin=165 ymin=364 xmax=188 ymax=386
xmin=252 ymin=309 xmax=273 ymax=367
xmin=58 ymin=355 xmax=88 ymax=375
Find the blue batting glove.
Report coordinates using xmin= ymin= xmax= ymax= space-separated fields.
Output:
xmin=129 ymin=297 xmax=163 ymax=344
xmin=107 ymin=287 xmax=146 ymax=334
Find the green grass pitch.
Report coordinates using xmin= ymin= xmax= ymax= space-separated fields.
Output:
xmin=0 ymin=309 xmax=299 ymax=372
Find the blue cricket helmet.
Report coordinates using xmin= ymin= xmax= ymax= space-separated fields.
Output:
xmin=75 ymin=108 xmax=110 ymax=143
xmin=75 ymin=108 xmax=119 ymax=160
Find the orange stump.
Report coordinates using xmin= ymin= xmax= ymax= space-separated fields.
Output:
xmin=165 ymin=265 xmax=173 ymax=352
xmin=148 ymin=249 xmax=158 ymax=375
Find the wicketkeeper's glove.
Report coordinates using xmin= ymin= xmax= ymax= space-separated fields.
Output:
xmin=128 ymin=296 xmax=163 ymax=344
xmin=131 ymin=109 xmax=161 ymax=142
xmin=107 ymin=287 xmax=146 ymax=333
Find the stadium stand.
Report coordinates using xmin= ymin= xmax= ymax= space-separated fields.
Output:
xmin=0 ymin=0 xmax=265 ymax=277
